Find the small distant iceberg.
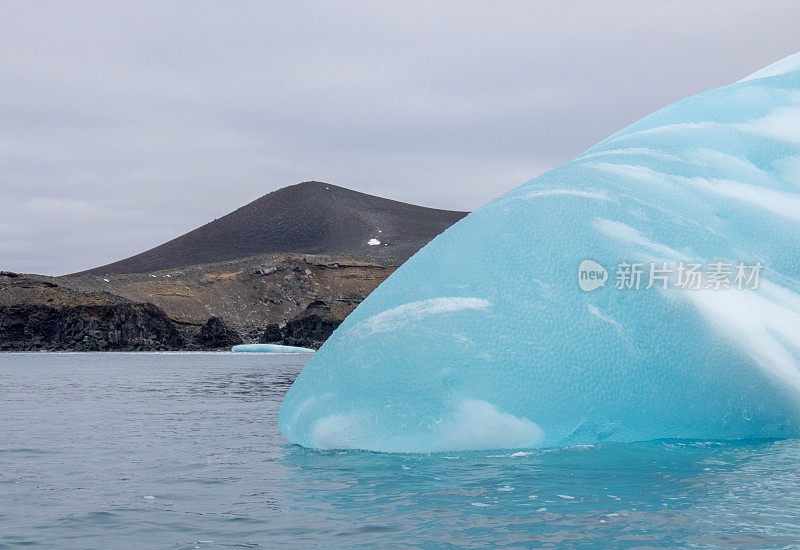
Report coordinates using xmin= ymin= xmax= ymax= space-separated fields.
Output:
xmin=232 ymin=343 xmax=315 ymax=353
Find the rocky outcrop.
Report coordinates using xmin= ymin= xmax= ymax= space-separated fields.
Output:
xmin=260 ymin=324 xmax=283 ymax=344
xmin=194 ymin=317 xmax=243 ymax=349
xmin=259 ymin=300 xmax=341 ymax=349
xmin=282 ymin=301 xmax=341 ymax=349
xmin=0 ymin=259 xmax=376 ymax=351
xmin=0 ymin=302 xmax=185 ymax=351
xmin=0 ymin=273 xmax=185 ymax=351
xmin=59 ymin=253 xmax=393 ymax=348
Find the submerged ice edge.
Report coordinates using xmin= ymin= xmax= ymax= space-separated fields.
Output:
xmin=279 ymin=52 xmax=800 ymax=453
xmin=309 ymin=399 xmax=543 ymax=453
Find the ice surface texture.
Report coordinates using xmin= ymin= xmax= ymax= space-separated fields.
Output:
xmin=279 ymin=53 xmax=800 ymax=452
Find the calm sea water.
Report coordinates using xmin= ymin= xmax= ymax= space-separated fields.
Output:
xmin=2 ymin=352 xmax=800 ymax=549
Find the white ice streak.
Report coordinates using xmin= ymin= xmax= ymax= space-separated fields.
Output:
xmin=594 ymin=218 xmax=688 ymax=261
xmin=587 ymin=304 xmax=622 ymax=330
xmin=602 ymin=122 xmax=715 ymax=145
xmin=688 ymin=149 xmax=779 ymax=187
xmin=588 ymin=162 xmax=677 ymax=188
xmin=693 ymin=178 xmax=800 ymax=224
xmin=520 ymin=189 xmax=611 ymax=202
xmin=684 ymin=281 xmax=800 ymax=397
xmin=579 ymin=147 xmax=685 ymax=163
xmin=592 ymin=161 xmax=800 ymax=225
xmin=358 ymin=297 xmax=491 ymax=336
xmin=735 ymin=103 xmax=800 ymax=143
xmin=602 ymin=92 xmax=800 ymax=148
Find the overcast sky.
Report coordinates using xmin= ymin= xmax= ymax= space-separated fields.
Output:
xmin=2 ymin=1 xmax=800 ymax=275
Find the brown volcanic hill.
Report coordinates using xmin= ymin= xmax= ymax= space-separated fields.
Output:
xmin=73 ymin=181 xmax=468 ymax=276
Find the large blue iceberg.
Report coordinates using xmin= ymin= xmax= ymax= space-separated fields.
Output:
xmin=279 ymin=53 xmax=800 ymax=452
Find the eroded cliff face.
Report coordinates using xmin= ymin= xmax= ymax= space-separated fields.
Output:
xmin=0 ymin=273 xmax=185 ymax=351
xmin=61 ymin=253 xmax=398 ymax=348
xmin=0 ymin=253 xmax=398 ymax=350
xmin=0 ymin=303 xmax=186 ymax=351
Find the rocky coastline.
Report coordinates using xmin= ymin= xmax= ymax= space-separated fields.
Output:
xmin=0 ymin=248 xmax=397 ymax=351
xmin=0 ymin=182 xmax=466 ymax=351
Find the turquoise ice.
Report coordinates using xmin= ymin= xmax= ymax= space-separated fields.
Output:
xmin=232 ymin=343 xmax=315 ymax=353
xmin=279 ymin=53 xmax=800 ymax=452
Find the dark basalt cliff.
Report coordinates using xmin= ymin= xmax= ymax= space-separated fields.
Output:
xmin=260 ymin=300 xmax=342 ymax=349
xmin=0 ymin=273 xmax=184 ymax=351
xmin=0 ymin=302 xmax=185 ymax=351
xmin=57 ymin=253 xmax=403 ymax=350
xmin=0 ymin=256 xmax=392 ymax=351
xmin=194 ymin=317 xmax=243 ymax=349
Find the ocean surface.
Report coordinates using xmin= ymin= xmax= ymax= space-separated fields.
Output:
xmin=2 ymin=352 xmax=800 ymax=549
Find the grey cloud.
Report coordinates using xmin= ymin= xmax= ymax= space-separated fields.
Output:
xmin=1 ymin=0 xmax=799 ymax=274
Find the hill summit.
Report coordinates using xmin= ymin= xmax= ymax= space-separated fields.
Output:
xmin=74 ymin=181 xmax=468 ymax=276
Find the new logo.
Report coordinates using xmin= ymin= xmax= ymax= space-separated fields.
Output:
xmin=578 ymin=260 xmax=608 ymax=292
